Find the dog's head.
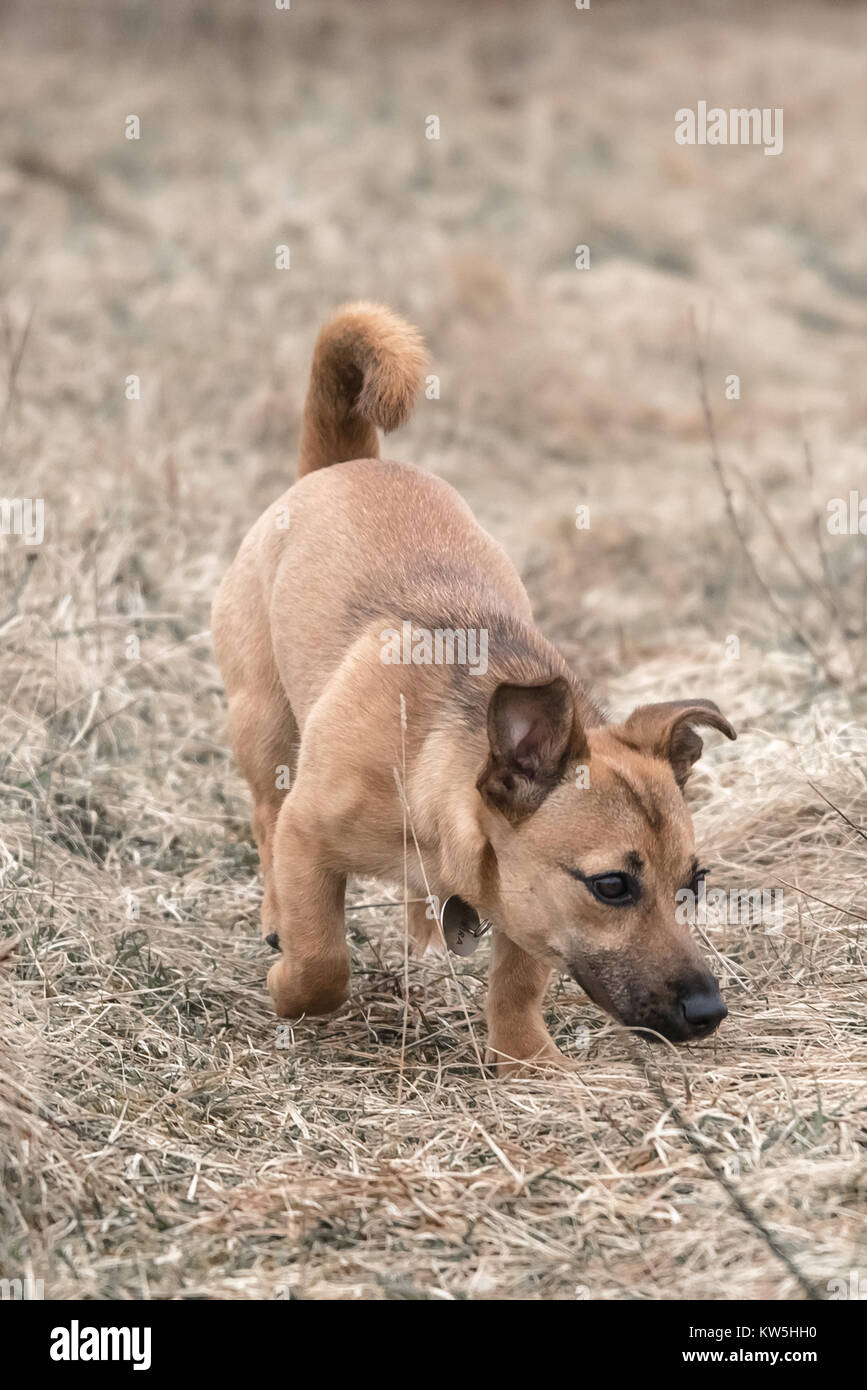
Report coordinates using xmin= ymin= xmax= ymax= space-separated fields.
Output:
xmin=474 ymin=678 xmax=736 ymax=1042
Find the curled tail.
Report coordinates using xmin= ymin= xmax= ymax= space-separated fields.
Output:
xmin=297 ymin=302 xmax=428 ymax=477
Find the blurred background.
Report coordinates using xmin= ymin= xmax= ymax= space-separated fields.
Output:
xmin=1 ymin=0 xmax=865 ymax=681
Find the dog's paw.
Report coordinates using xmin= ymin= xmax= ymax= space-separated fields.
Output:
xmin=267 ymin=958 xmax=350 ymax=1019
xmin=485 ymin=1037 xmax=573 ymax=1079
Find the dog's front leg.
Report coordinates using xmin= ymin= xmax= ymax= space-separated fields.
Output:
xmin=266 ymin=800 xmax=350 ymax=1018
xmin=485 ymin=930 xmax=568 ymax=1076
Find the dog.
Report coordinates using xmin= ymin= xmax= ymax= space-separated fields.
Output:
xmin=212 ymin=303 xmax=736 ymax=1074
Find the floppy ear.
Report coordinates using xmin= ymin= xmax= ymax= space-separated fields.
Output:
xmin=477 ymin=677 xmax=586 ymax=821
xmin=618 ymin=699 xmax=736 ymax=789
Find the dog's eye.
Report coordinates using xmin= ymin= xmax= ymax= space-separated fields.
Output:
xmin=586 ymin=872 xmax=637 ymax=906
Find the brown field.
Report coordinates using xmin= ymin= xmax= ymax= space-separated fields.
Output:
xmin=1 ymin=0 xmax=865 ymax=1300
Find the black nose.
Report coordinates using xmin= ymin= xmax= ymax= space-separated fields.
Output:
xmin=680 ymin=988 xmax=727 ymax=1034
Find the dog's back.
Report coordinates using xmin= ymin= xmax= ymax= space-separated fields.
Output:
xmin=214 ymin=304 xmax=542 ymax=730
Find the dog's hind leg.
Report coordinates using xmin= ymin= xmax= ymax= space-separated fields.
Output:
xmin=227 ymin=682 xmax=297 ymax=940
xmin=406 ymin=898 xmax=442 ymax=956
xmin=214 ymin=567 xmax=298 ymax=941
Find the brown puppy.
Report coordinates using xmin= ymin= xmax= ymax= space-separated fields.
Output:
xmin=212 ymin=303 xmax=736 ymax=1074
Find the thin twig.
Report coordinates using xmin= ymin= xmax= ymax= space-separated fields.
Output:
xmin=805 ymin=780 xmax=867 ymax=846
xmin=0 ymin=552 xmax=37 ymax=629
xmin=0 ymin=299 xmax=35 ymax=445
xmin=641 ymin=1048 xmax=824 ymax=1301
xmin=802 ymin=431 xmax=852 ymax=652
xmin=729 ymin=463 xmax=833 ymax=619
xmin=770 ymin=875 xmax=867 ymax=923
xmin=689 ymin=307 xmax=839 ymax=686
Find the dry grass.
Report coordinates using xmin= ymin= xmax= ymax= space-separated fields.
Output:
xmin=1 ymin=0 xmax=866 ymax=1300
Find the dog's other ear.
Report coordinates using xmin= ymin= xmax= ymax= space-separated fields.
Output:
xmin=619 ymin=699 xmax=736 ymax=789
xmin=478 ymin=677 xmax=586 ymax=820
